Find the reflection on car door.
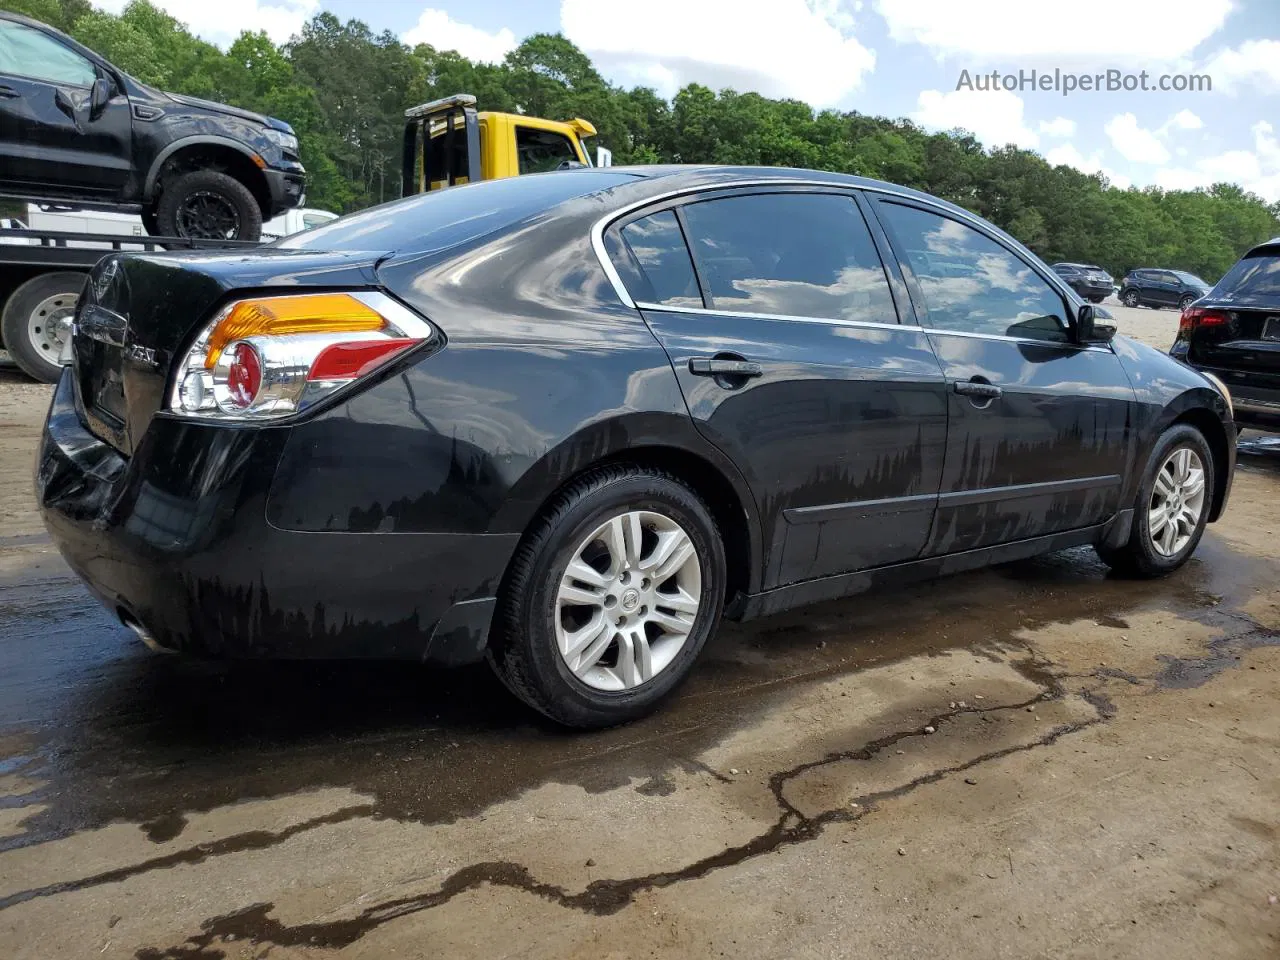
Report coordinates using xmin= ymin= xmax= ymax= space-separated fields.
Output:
xmin=0 ymin=18 xmax=131 ymax=194
xmin=869 ymin=197 xmax=1135 ymax=554
xmin=605 ymin=189 xmax=949 ymax=588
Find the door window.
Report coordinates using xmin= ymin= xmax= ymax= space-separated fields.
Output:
xmin=611 ymin=210 xmax=702 ymax=307
xmin=876 ymin=202 xmax=1071 ymax=343
xmin=0 ymin=20 xmax=96 ymax=86
xmin=516 ymin=127 xmax=578 ymax=174
xmin=677 ymin=192 xmax=897 ymax=323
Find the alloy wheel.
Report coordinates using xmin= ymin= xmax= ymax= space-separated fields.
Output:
xmin=1148 ymin=447 xmax=1206 ymax=557
xmin=175 ymin=190 xmax=242 ymax=239
xmin=554 ymin=509 xmax=702 ymax=691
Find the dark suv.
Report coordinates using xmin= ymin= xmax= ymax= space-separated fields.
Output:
xmin=1119 ymin=268 xmax=1211 ymax=311
xmin=1052 ymin=262 xmax=1113 ymax=303
xmin=1172 ymin=238 xmax=1280 ymax=432
xmin=0 ymin=12 xmax=304 ymax=240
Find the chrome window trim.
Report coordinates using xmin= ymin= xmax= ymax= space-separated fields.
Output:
xmin=634 ymin=300 xmax=1113 ymax=351
xmin=633 ymin=301 xmax=922 ymax=333
xmin=589 ymin=177 xmax=1084 ymax=312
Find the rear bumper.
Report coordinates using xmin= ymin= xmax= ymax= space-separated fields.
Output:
xmin=36 ymin=372 xmax=514 ymax=661
xmin=1072 ymin=282 xmax=1112 ymax=299
xmin=1177 ymin=356 xmax=1280 ymax=433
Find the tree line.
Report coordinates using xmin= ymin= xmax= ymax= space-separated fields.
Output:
xmin=9 ymin=0 xmax=1280 ymax=282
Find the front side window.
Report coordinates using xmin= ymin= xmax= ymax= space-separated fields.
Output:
xmin=0 ymin=20 xmax=96 ymax=86
xmin=612 ymin=210 xmax=702 ymax=307
xmin=516 ymin=127 xmax=578 ymax=174
xmin=876 ymin=202 xmax=1070 ymax=343
xmin=677 ymin=192 xmax=897 ymax=323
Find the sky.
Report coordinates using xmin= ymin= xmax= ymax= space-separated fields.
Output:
xmin=95 ymin=0 xmax=1280 ymax=200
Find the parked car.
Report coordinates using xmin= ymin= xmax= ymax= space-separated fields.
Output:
xmin=37 ymin=166 xmax=1235 ymax=727
xmin=0 ymin=11 xmax=305 ymax=241
xmin=1119 ymin=268 xmax=1211 ymax=310
xmin=1052 ymin=262 xmax=1113 ymax=303
xmin=1172 ymin=237 xmax=1280 ymax=433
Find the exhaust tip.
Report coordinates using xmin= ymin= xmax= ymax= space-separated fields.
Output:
xmin=119 ymin=610 xmax=175 ymax=654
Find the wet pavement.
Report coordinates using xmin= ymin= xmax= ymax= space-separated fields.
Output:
xmin=2 ymin=369 xmax=1280 ymax=958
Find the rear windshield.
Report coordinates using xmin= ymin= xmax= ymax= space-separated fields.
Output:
xmin=278 ymin=170 xmax=639 ymax=253
xmin=1211 ymin=253 xmax=1280 ymax=303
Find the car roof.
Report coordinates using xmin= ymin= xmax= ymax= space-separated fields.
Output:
xmin=1242 ymin=239 xmax=1280 ymax=259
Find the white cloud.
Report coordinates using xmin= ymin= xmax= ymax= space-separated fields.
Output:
xmin=93 ymin=0 xmax=316 ymax=47
xmin=1105 ymin=113 xmax=1170 ymax=165
xmin=1198 ymin=39 xmax=1280 ymax=94
xmin=1153 ymin=121 xmax=1280 ymax=201
xmin=1164 ymin=109 xmax=1203 ymax=131
xmin=912 ymin=88 xmax=1038 ymax=148
xmin=1039 ymin=117 xmax=1076 ymax=138
xmin=876 ymin=0 xmax=1230 ymax=61
xmin=1044 ymin=144 xmax=1130 ymax=188
xmin=560 ymin=0 xmax=875 ymax=106
xmin=403 ymin=9 xmax=517 ymax=63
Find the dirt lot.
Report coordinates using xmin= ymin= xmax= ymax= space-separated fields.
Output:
xmin=1 ymin=304 xmax=1278 ymax=960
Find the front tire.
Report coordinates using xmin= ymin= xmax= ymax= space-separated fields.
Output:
xmin=488 ymin=465 xmax=726 ymax=728
xmin=1096 ymin=424 xmax=1213 ymax=577
xmin=157 ymin=170 xmax=263 ymax=241
xmin=1122 ymin=289 xmax=1140 ymax=308
xmin=1 ymin=272 xmax=83 ymax=383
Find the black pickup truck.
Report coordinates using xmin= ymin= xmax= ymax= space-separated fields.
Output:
xmin=0 ymin=10 xmax=308 ymax=382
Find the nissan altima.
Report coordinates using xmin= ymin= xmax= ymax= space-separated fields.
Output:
xmin=38 ymin=166 xmax=1236 ymax=727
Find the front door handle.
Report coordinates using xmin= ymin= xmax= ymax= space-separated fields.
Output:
xmin=954 ymin=378 xmax=1002 ymax=400
xmin=689 ymin=357 xmax=763 ymax=378
xmin=0 ymin=85 xmax=19 ymax=98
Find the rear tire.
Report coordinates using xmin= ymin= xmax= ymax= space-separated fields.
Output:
xmin=157 ymin=170 xmax=262 ymax=241
xmin=488 ymin=465 xmax=726 ymax=728
xmin=1096 ymin=424 xmax=1213 ymax=577
xmin=1179 ymin=294 xmax=1196 ymax=311
xmin=1 ymin=272 xmax=83 ymax=383
xmin=1088 ymin=295 xmax=1104 ymax=304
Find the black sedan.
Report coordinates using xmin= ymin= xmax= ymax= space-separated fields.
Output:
xmin=38 ymin=166 xmax=1236 ymax=727
xmin=1172 ymin=237 xmax=1280 ymax=432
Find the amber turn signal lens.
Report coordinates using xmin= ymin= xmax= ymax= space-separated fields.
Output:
xmin=204 ymin=294 xmax=386 ymax=369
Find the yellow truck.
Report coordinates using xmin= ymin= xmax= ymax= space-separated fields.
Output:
xmin=400 ymin=94 xmax=608 ymax=195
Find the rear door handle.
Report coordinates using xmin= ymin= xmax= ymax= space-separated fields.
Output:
xmin=953 ymin=379 xmax=1002 ymax=399
xmin=689 ymin=357 xmax=763 ymax=378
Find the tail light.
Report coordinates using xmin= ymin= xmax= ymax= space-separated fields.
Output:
xmin=168 ymin=291 xmax=433 ymax=420
xmin=1178 ymin=305 xmax=1229 ymax=336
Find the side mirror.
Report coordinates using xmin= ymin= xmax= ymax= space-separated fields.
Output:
xmin=1076 ymin=303 xmax=1116 ymax=343
xmin=89 ymin=77 xmax=112 ymax=121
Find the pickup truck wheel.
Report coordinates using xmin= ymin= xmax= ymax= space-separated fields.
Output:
xmin=141 ymin=207 xmax=161 ymax=237
xmin=157 ymin=170 xmax=262 ymax=242
xmin=1 ymin=272 xmax=83 ymax=383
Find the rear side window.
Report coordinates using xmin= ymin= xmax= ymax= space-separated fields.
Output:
xmin=1213 ymin=253 xmax=1280 ymax=302
xmin=677 ymin=192 xmax=897 ymax=322
xmin=614 ymin=211 xmax=702 ymax=307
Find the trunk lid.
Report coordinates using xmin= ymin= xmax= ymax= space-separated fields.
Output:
xmin=73 ymin=248 xmax=386 ymax=455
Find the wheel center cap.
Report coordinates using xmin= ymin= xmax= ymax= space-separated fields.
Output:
xmin=620 ymin=589 xmax=640 ymax=611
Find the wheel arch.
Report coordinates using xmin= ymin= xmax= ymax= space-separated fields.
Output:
xmin=1169 ymin=405 xmax=1232 ymax=522
xmin=144 ymin=137 xmax=271 ymax=215
xmin=493 ymin=416 xmax=764 ymax=607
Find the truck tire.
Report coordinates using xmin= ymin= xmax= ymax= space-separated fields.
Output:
xmin=1 ymin=272 xmax=84 ymax=383
xmin=157 ymin=170 xmax=263 ymax=242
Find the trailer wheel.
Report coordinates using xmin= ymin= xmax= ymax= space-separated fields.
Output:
xmin=1 ymin=272 xmax=84 ymax=383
